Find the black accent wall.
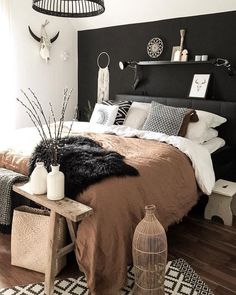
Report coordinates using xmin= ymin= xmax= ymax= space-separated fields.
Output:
xmin=78 ymin=11 xmax=236 ymax=119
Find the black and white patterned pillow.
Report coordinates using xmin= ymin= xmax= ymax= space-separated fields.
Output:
xmin=102 ymin=100 xmax=132 ymax=125
xmin=142 ymin=101 xmax=188 ymax=136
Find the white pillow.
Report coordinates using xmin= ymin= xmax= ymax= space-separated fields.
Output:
xmin=186 ymin=120 xmax=218 ymax=143
xmin=124 ymin=102 xmax=151 ymax=129
xmin=90 ymin=103 xmax=119 ymax=126
xmin=202 ymin=137 xmax=225 ymax=154
xmin=196 ymin=110 xmax=227 ymax=128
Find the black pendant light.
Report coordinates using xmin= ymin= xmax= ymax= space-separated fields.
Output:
xmin=32 ymin=0 xmax=105 ymax=18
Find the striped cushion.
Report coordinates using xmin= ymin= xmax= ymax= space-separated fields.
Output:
xmin=102 ymin=101 xmax=132 ymax=125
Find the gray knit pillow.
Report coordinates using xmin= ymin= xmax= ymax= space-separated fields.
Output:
xmin=142 ymin=101 xmax=188 ymax=136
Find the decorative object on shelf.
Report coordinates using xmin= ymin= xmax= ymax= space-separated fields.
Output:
xmin=30 ymin=162 xmax=48 ymax=195
xmin=17 ymin=88 xmax=78 ymax=200
xmin=133 ymin=204 xmax=167 ymax=295
xmin=28 ymin=20 xmax=59 ymax=63
xmin=97 ymin=51 xmax=110 ymax=103
xmin=47 ymin=164 xmax=65 ymax=200
xmin=201 ymin=55 xmax=208 ymax=61
xmin=32 ymin=0 xmax=105 ymax=18
xmin=171 ymin=46 xmax=180 ymax=61
xmin=119 ymin=60 xmax=142 ymax=89
xmin=171 ymin=29 xmax=187 ymax=62
xmin=147 ymin=37 xmax=164 ymax=58
xmin=194 ymin=55 xmax=201 ymax=62
xmin=181 ymin=49 xmax=188 ymax=62
xmin=194 ymin=55 xmax=209 ymax=62
xmin=189 ymin=74 xmax=211 ymax=99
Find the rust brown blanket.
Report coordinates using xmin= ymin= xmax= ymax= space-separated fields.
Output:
xmin=75 ymin=133 xmax=198 ymax=295
xmin=0 ymin=133 xmax=198 ymax=295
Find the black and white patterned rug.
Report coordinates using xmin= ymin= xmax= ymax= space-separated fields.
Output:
xmin=0 ymin=258 xmax=214 ymax=295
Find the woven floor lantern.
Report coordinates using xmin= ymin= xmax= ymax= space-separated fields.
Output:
xmin=132 ymin=205 xmax=167 ymax=295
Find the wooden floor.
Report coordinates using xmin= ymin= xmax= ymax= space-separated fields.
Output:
xmin=0 ymin=215 xmax=235 ymax=295
xmin=168 ymin=215 xmax=236 ymax=295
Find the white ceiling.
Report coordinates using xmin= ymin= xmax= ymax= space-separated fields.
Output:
xmin=70 ymin=0 xmax=236 ymax=31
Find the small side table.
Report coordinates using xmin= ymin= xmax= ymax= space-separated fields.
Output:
xmin=12 ymin=182 xmax=93 ymax=295
xmin=204 ymin=179 xmax=236 ymax=226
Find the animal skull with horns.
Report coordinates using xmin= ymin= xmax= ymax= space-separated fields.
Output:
xmin=28 ymin=20 xmax=59 ymax=63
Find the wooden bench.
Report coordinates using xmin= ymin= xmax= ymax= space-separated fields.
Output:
xmin=12 ymin=182 xmax=93 ymax=295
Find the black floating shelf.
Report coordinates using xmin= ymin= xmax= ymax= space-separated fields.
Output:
xmin=137 ymin=60 xmax=215 ymax=66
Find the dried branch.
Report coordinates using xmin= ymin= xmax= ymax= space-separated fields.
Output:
xmin=57 ymin=88 xmax=68 ymax=139
xmin=19 ymin=90 xmax=48 ymax=141
xmin=67 ymin=105 xmax=78 ymax=137
xmin=17 ymin=88 xmax=75 ymax=166
xmin=49 ymin=102 xmax=57 ymax=141
xmin=58 ymin=89 xmax=73 ymax=139
xmin=28 ymin=88 xmax=53 ymax=140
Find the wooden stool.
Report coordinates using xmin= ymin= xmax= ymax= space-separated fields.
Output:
xmin=13 ymin=182 xmax=93 ymax=295
xmin=204 ymin=179 xmax=236 ymax=226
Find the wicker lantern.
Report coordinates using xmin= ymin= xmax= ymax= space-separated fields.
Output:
xmin=132 ymin=205 xmax=167 ymax=295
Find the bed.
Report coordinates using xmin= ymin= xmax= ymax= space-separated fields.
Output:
xmin=0 ymin=95 xmax=235 ymax=295
xmin=116 ymin=95 xmax=236 ymax=181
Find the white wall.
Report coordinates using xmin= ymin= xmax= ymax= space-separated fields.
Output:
xmin=70 ymin=0 xmax=236 ymax=31
xmin=11 ymin=0 xmax=78 ymax=128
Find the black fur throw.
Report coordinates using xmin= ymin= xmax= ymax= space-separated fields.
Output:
xmin=29 ymin=136 xmax=139 ymax=198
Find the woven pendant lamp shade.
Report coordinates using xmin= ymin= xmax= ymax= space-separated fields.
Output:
xmin=132 ymin=205 xmax=167 ymax=295
xmin=32 ymin=0 xmax=105 ymax=17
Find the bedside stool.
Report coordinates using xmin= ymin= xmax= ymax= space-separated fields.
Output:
xmin=204 ymin=179 xmax=236 ymax=226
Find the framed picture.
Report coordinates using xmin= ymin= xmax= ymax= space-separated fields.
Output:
xmin=171 ymin=46 xmax=180 ymax=61
xmin=189 ymin=74 xmax=211 ymax=99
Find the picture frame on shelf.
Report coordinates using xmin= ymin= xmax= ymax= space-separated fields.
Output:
xmin=171 ymin=46 xmax=180 ymax=61
xmin=189 ymin=74 xmax=211 ymax=99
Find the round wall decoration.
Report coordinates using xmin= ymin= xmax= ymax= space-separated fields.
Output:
xmin=147 ymin=37 xmax=164 ymax=58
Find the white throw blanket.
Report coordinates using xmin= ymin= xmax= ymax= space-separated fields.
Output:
xmin=0 ymin=122 xmax=215 ymax=195
xmin=97 ymin=67 xmax=109 ymax=103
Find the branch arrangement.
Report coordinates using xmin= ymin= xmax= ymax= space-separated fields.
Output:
xmin=17 ymin=88 xmax=78 ymax=165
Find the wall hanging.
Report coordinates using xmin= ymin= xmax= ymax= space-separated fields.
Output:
xmin=147 ymin=37 xmax=163 ymax=58
xmin=28 ymin=20 xmax=59 ymax=63
xmin=32 ymin=0 xmax=105 ymax=17
xmin=97 ymin=51 xmax=110 ymax=103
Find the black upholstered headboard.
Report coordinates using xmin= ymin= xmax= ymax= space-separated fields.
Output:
xmin=115 ymin=95 xmax=236 ymax=147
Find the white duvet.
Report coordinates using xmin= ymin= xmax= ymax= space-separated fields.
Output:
xmin=0 ymin=122 xmax=215 ymax=195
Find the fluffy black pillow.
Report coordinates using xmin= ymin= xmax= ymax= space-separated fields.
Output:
xmin=102 ymin=100 xmax=132 ymax=125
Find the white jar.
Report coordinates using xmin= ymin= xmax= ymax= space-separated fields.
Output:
xmin=47 ymin=165 xmax=65 ymax=201
xmin=30 ymin=162 xmax=48 ymax=195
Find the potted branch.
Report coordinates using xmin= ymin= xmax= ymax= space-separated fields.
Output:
xmin=17 ymin=88 xmax=77 ymax=200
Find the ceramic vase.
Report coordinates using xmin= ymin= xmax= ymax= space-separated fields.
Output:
xmin=132 ymin=205 xmax=167 ymax=295
xmin=47 ymin=164 xmax=65 ymax=201
xmin=30 ymin=162 xmax=48 ymax=195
